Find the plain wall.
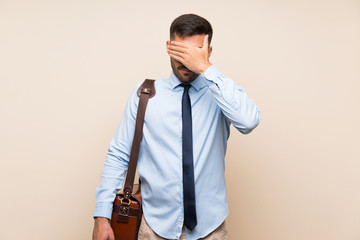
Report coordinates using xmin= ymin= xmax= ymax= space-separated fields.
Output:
xmin=1 ymin=0 xmax=359 ymax=239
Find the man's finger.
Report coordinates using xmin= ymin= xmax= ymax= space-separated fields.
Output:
xmin=109 ymin=231 xmax=115 ymax=240
xmin=169 ymin=53 xmax=184 ymax=64
xmin=168 ymin=48 xmax=184 ymax=58
xmin=170 ymin=41 xmax=188 ymax=48
xmin=169 ymin=51 xmax=184 ymax=59
xmin=168 ymin=44 xmax=187 ymax=54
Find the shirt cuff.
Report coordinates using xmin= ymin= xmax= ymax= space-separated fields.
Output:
xmin=94 ymin=202 xmax=113 ymax=220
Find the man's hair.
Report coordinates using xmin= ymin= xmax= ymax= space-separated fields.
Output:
xmin=170 ymin=14 xmax=213 ymax=44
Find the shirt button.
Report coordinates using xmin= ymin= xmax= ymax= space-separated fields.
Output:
xmin=179 ymin=217 xmax=183 ymax=221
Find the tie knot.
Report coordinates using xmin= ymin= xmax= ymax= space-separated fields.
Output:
xmin=180 ymin=84 xmax=191 ymax=92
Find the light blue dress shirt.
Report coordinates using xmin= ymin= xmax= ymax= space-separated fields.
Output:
xmin=94 ymin=65 xmax=261 ymax=239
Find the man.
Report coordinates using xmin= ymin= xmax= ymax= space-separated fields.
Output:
xmin=93 ymin=14 xmax=261 ymax=240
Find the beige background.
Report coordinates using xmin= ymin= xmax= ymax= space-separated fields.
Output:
xmin=1 ymin=0 xmax=359 ymax=239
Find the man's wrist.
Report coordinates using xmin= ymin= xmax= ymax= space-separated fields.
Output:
xmin=94 ymin=217 xmax=110 ymax=224
xmin=199 ymin=62 xmax=212 ymax=75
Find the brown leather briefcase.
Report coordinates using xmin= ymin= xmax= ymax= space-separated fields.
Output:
xmin=111 ymin=184 xmax=142 ymax=240
xmin=110 ymin=79 xmax=155 ymax=240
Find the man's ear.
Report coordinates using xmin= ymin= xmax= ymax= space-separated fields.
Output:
xmin=208 ymin=46 xmax=213 ymax=58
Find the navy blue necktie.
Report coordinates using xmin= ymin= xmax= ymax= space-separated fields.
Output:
xmin=181 ymin=84 xmax=197 ymax=231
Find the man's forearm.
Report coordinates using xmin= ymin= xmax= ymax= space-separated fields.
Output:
xmin=94 ymin=85 xmax=140 ymax=219
xmin=203 ymin=66 xmax=261 ymax=134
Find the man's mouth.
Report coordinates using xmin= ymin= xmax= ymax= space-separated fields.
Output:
xmin=179 ymin=67 xmax=192 ymax=73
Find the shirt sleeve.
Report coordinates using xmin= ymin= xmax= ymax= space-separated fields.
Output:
xmin=93 ymin=83 xmax=141 ymax=219
xmin=203 ymin=65 xmax=261 ymax=134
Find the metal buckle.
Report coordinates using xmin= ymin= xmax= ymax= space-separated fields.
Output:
xmin=120 ymin=198 xmax=131 ymax=206
xmin=141 ymin=88 xmax=151 ymax=94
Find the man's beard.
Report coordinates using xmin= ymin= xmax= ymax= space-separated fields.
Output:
xmin=171 ymin=59 xmax=198 ymax=83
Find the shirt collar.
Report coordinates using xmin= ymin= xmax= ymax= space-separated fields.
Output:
xmin=169 ymin=71 xmax=207 ymax=92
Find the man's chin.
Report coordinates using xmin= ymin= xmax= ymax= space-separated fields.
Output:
xmin=179 ymin=73 xmax=198 ymax=83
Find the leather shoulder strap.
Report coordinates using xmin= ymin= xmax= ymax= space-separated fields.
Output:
xmin=122 ymin=79 xmax=155 ymax=202
xmin=137 ymin=79 xmax=156 ymax=98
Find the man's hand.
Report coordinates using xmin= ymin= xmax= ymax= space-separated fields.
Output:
xmin=92 ymin=217 xmax=115 ymax=240
xmin=167 ymin=35 xmax=212 ymax=75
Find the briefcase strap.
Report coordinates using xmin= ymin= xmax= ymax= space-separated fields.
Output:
xmin=122 ymin=79 xmax=155 ymax=204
